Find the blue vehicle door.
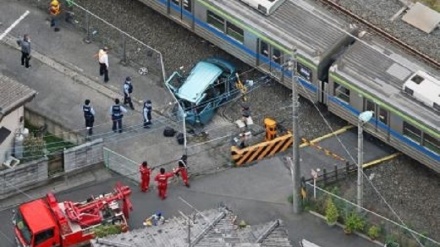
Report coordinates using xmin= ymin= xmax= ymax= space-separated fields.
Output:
xmin=196 ymin=101 xmax=215 ymax=125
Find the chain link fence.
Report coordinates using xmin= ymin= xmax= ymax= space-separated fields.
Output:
xmin=303 ymin=182 xmax=440 ymax=247
xmin=26 ymin=0 xmax=166 ymax=81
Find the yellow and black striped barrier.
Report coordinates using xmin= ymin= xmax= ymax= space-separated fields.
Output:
xmin=231 ymin=132 xmax=293 ymax=166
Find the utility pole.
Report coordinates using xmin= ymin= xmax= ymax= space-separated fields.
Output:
xmin=357 ymin=119 xmax=364 ymax=213
xmin=289 ymin=59 xmax=301 ymax=214
xmin=357 ymin=111 xmax=373 ymax=213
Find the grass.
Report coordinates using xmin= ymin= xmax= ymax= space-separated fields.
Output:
xmin=22 ymin=121 xmax=75 ymax=161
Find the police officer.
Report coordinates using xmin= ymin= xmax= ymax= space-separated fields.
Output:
xmin=143 ymin=100 xmax=152 ymax=128
xmin=83 ymin=99 xmax=95 ymax=136
xmin=109 ymin=98 xmax=127 ymax=133
xmin=123 ymin=76 xmax=134 ymax=110
xmin=17 ymin=34 xmax=31 ymax=68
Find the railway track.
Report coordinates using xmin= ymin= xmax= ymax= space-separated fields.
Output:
xmin=317 ymin=0 xmax=440 ymax=70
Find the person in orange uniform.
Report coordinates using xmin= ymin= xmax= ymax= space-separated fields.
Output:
xmin=139 ymin=161 xmax=153 ymax=192
xmin=154 ymin=168 xmax=175 ymax=200
xmin=173 ymin=155 xmax=189 ymax=187
xmin=49 ymin=0 xmax=61 ymax=32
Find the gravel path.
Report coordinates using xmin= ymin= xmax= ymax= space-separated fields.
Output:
xmin=325 ymin=0 xmax=440 ymax=65
xmin=23 ymin=0 xmax=440 ymax=243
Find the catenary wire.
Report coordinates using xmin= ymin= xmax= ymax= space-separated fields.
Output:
xmin=295 ymin=75 xmax=425 ymax=246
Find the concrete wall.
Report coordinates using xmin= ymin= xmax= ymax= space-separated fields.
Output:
xmin=0 ymin=106 xmax=24 ymax=164
xmin=64 ymin=138 xmax=104 ymax=173
xmin=24 ymin=107 xmax=85 ymax=145
xmin=0 ymin=156 xmax=48 ymax=199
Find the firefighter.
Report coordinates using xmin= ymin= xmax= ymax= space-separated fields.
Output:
xmin=49 ymin=0 xmax=61 ymax=32
xmin=173 ymin=155 xmax=189 ymax=187
xmin=154 ymin=168 xmax=175 ymax=200
xmin=139 ymin=161 xmax=153 ymax=192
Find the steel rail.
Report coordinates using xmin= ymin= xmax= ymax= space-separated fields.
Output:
xmin=317 ymin=0 xmax=440 ymax=70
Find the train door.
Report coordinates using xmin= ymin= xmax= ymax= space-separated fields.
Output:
xmin=365 ymin=99 xmax=391 ymax=141
xmin=168 ymin=0 xmax=193 ymax=29
xmin=257 ymin=39 xmax=270 ymax=73
xmin=256 ymin=40 xmax=283 ymax=81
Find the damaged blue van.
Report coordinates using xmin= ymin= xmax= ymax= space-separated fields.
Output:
xmin=165 ymin=58 xmax=237 ymax=125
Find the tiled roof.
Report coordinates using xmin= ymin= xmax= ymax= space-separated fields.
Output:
xmin=91 ymin=208 xmax=292 ymax=247
xmin=0 ymin=73 xmax=36 ymax=118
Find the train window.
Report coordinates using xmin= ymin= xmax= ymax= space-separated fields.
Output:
xmin=334 ymin=82 xmax=350 ymax=103
xmin=403 ymin=122 xmax=421 ymax=143
xmin=272 ymin=48 xmax=281 ymax=64
xmin=365 ymin=99 xmax=375 ymax=112
xmin=226 ymin=22 xmax=244 ymax=43
xmin=379 ymin=107 xmax=388 ymax=125
xmin=183 ymin=0 xmax=191 ymax=12
xmin=172 ymin=0 xmax=180 ymax=6
xmin=207 ymin=11 xmax=225 ymax=31
xmin=296 ymin=63 xmax=312 ymax=81
xmin=423 ymin=134 xmax=440 ymax=154
xmin=260 ymin=41 xmax=269 ymax=57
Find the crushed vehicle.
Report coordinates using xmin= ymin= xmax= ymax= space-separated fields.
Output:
xmin=165 ymin=58 xmax=239 ymax=125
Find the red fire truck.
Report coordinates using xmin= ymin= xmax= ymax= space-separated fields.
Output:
xmin=13 ymin=182 xmax=133 ymax=247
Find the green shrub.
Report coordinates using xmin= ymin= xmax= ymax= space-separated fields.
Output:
xmin=93 ymin=224 xmax=123 ymax=238
xmin=367 ymin=225 xmax=380 ymax=240
xmin=344 ymin=212 xmax=365 ymax=234
xmin=325 ymin=198 xmax=339 ymax=225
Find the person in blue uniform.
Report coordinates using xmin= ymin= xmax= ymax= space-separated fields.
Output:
xmin=83 ymin=99 xmax=95 ymax=136
xmin=143 ymin=100 xmax=152 ymax=128
xmin=123 ymin=76 xmax=134 ymax=110
xmin=109 ymin=98 xmax=127 ymax=133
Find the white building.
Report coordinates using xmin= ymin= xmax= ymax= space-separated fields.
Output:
xmin=0 ymin=74 xmax=37 ymax=165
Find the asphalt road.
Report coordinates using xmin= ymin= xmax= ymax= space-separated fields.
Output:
xmin=0 ymin=158 xmax=379 ymax=247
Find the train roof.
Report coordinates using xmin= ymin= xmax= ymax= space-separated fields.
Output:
xmin=203 ymin=0 xmax=354 ymax=63
xmin=331 ymin=36 xmax=440 ymax=133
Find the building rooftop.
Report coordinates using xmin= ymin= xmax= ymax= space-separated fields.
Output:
xmin=91 ymin=207 xmax=292 ymax=247
xmin=0 ymin=73 xmax=37 ymax=120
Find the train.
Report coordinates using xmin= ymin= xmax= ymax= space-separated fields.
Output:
xmin=140 ymin=0 xmax=440 ymax=172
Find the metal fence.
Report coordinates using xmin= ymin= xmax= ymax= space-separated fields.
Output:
xmin=27 ymin=0 xmax=166 ymax=81
xmin=103 ymin=147 xmax=139 ymax=183
xmin=304 ymin=182 xmax=440 ymax=247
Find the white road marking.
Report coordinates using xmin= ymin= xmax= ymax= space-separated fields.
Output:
xmin=0 ymin=10 xmax=30 ymax=41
